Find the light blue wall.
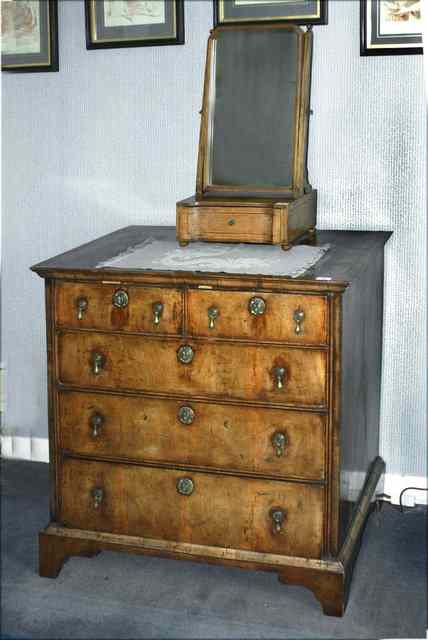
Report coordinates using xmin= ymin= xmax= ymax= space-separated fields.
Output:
xmin=2 ymin=1 xmax=426 ymax=475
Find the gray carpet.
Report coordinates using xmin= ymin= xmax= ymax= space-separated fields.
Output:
xmin=1 ymin=459 xmax=427 ymax=639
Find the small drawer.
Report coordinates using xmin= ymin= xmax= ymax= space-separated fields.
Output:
xmin=55 ymin=282 xmax=183 ymax=335
xmin=60 ymin=458 xmax=324 ymax=558
xmin=188 ymin=289 xmax=328 ymax=345
xmin=58 ymin=391 xmax=326 ymax=481
xmin=57 ymin=333 xmax=327 ymax=407
xmin=187 ymin=208 xmax=273 ymax=243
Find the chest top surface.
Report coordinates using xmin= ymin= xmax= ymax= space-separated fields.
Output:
xmin=31 ymin=226 xmax=391 ymax=290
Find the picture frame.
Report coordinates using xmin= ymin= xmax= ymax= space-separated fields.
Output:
xmin=1 ymin=0 xmax=59 ymax=73
xmin=213 ymin=0 xmax=328 ymax=27
xmin=85 ymin=0 xmax=185 ymax=49
xmin=360 ymin=0 xmax=422 ymax=56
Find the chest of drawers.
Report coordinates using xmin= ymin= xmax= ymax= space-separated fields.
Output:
xmin=32 ymin=226 xmax=391 ymax=617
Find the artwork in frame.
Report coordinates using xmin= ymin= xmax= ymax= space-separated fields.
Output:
xmin=213 ymin=0 xmax=328 ymax=27
xmin=360 ymin=0 xmax=422 ymax=55
xmin=1 ymin=0 xmax=58 ymax=73
xmin=85 ymin=0 xmax=185 ymax=49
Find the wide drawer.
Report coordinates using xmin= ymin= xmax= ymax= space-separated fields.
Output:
xmin=188 ymin=289 xmax=328 ymax=344
xmin=186 ymin=208 xmax=273 ymax=243
xmin=58 ymin=391 xmax=326 ymax=481
xmin=60 ymin=458 xmax=324 ymax=558
xmin=55 ymin=282 xmax=183 ymax=334
xmin=57 ymin=333 xmax=327 ymax=407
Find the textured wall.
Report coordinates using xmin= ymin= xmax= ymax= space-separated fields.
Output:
xmin=2 ymin=1 xmax=426 ymax=476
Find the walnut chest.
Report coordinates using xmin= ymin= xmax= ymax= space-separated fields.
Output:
xmin=32 ymin=227 xmax=391 ymax=617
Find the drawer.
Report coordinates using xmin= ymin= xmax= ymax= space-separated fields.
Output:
xmin=57 ymin=333 xmax=327 ymax=407
xmin=55 ymin=282 xmax=183 ymax=335
xmin=60 ymin=458 xmax=324 ymax=558
xmin=187 ymin=208 xmax=273 ymax=243
xmin=58 ymin=391 xmax=326 ymax=481
xmin=188 ymin=289 xmax=328 ymax=344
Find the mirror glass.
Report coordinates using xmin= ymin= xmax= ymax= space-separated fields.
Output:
xmin=208 ymin=28 xmax=299 ymax=190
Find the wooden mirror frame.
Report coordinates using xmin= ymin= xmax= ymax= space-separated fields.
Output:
xmin=195 ymin=24 xmax=313 ymax=199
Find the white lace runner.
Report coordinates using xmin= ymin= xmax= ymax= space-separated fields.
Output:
xmin=96 ymin=238 xmax=330 ymax=278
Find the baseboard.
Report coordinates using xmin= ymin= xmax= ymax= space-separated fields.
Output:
xmin=383 ymin=473 xmax=428 ymax=507
xmin=1 ymin=435 xmax=426 ymax=506
xmin=1 ymin=435 xmax=49 ymax=463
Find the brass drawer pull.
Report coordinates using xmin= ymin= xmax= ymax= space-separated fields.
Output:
xmin=273 ymin=366 xmax=286 ymax=390
xmin=178 ymin=405 xmax=195 ymax=425
xmin=249 ymin=296 xmax=266 ymax=316
xmin=228 ymin=218 xmax=236 ymax=226
xmin=90 ymin=412 xmax=105 ymax=438
xmin=112 ymin=289 xmax=129 ymax=309
xmin=293 ymin=308 xmax=305 ymax=335
xmin=152 ymin=302 xmax=164 ymax=326
xmin=270 ymin=507 xmax=286 ymax=534
xmin=91 ymin=487 xmax=104 ymax=509
xmin=91 ymin=351 xmax=105 ymax=375
xmin=207 ymin=306 xmax=219 ymax=330
xmin=272 ymin=431 xmax=288 ymax=457
xmin=76 ymin=297 xmax=88 ymax=321
xmin=177 ymin=477 xmax=194 ymax=496
xmin=177 ymin=344 xmax=194 ymax=364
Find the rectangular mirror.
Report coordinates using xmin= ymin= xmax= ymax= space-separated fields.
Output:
xmin=197 ymin=24 xmax=312 ymax=197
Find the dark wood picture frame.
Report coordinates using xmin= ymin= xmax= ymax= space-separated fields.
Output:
xmin=213 ymin=0 xmax=328 ymax=27
xmin=85 ymin=0 xmax=185 ymax=50
xmin=360 ymin=0 xmax=422 ymax=56
xmin=2 ymin=0 xmax=59 ymax=73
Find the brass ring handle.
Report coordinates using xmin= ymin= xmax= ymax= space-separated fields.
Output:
xmin=273 ymin=366 xmax=286 ymax=390
xmin=90 ymin=412 xmax=105 ymax=438
xmin=76 ymin=297 xmax=88 ymax=321
xmin=177 ymin=345 xmax=194 ymax=365
xmin=271 ymin=431 xmax=287 ymax=457
xmin=293 ymin=308 xmax=305 ymax=335
xmin=177 ymin=477 xmax=194 ymax=496
xmin=270 ymin=507 xmax=286 ymax=534
xmin=91 ymin=351 xmax=105 ymax=376
xmin=112 ymin=289 xmax=129 ymax=309
xmin=91 ymin=487 xmax=104 ymax=509
xmin=152 ymin=302 xmax=164 ymax=326
xmin=207 ymin=306 xmax=219 ymax=330
xmin=249 ymin=297 xmax=266 ymax=316
xmin=178 ymin=405 xmax=195 ymax=425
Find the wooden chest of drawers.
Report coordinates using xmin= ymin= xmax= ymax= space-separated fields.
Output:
xmin=32 ymin=226 xmax=391 ymax=617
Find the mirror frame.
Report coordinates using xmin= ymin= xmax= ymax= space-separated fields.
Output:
xmin=195 ymin=24 xmax=313 ymax=198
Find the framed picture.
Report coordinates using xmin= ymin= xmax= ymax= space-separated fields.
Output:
xmin=85 ymin=0 xmax=185 ymax=49
xmin=360 ymin=0 xmax=422 ymax=55
xmin=1 ymin=0 xmax=58 ymax=73
xmin=213 ymin=0 xmax=328 ymax=27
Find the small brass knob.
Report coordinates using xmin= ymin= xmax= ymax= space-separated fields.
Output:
xmin=91 ymin=351 xmax=105 ymax=376
xmin=272 ymin=431 xmax=287 ymax=457
xmin=228 ymin=218 xmax=236 ymax=226
xmin=249 ymin=297 xmax=266 ymax=316
xmin=90 ymin=413 xmax=105 ymax=438
xmin=177 ymin=344 xmax=194 ymax=365
xmin=91 ymin=487 xmax=104 ymax=509
xmin=76 ymin=297 xmax=88 ymax=320
xmin=207 ymin=306 xmax=219 ymax=330
xmin=152 ymin=302 xmax=164 ymax=326
xmin=270 ymin=507 xmax=286 ymax=534
xmin=178 ymin=405 xmax=195 ymax=425
xmin=293 ymin=308 xmax=305 ymax=335
xmin=112 ymin=289 xmax=129 ymax=309
xmin=273 ymin=366 xmax=286 ymax=390
xmin=177 ymin=477 xmax=194 ymax=496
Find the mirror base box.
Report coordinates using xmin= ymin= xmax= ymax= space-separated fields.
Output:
xmin=176 ymin=190 xmax=317 ymax=250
